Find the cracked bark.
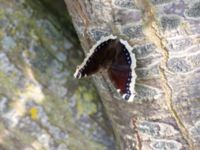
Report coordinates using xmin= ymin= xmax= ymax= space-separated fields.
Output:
xmin=65 ymin=0 xmax=200 ymax=149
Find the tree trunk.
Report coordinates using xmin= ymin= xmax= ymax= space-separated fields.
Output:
xmin=65 ymin=0 xmax=200 ymax=149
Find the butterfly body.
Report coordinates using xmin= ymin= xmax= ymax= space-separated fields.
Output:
xmin=74 ymin=35 xmax=137 ymax=102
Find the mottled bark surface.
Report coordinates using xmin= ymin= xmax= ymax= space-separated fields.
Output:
xmin=65 ymin=0 xmax=200 ymax=149
xmin=0 ymin=0 xmax=115 ymax=149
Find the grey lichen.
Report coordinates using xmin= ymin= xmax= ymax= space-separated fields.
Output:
xmin=151 ymin=139 xmax=182 ymax=150
xmin=186 ymin=2 xmax=200 ymax=18
xmin=138 ymin=121 xmax=180 ymax=138
xmin=190 ymin=53 xmax=200 ymax=68
xmin=2 ymin=36 xmax=16 ymax=50
xmin=114 ymin=10 xmax=142 ymax=25
xmin=31 ymin=45 xmax=53 ymax=73
xmin=132 ymin=44 xmax=156 ymax=58
xmin=166 ymin=37 xmax=193 ymax=52
xmin=135 ymin=84 xmax=161 ymax=102
xmin=136 ymin=64 xmax=160 ymax=79
xmin=25 ymin=101 xmax=69 ymax=141
xmin=150 ymin=0 xmax=172 ymax=5
xmin=18 ymin=116 xmax=68 ymax=150
xmin=160 ymin=15 xmax=181 ymax=31
xmin=0 ymin=96 xmax=8 ymax=115
xmin=123 ymin=25 xmax=144 ymax=39
xmin=139 ymin=121 xmax=160 ymax=137
xmin=113 ymin=0 xmax=137 ymax=9
xmin=190 ymin=120 xmax=200 ymax=138
xmin=168 ymin=58 xmax=191 ymax=73
xmin=88 ymin=28 xmax=112 ymax=41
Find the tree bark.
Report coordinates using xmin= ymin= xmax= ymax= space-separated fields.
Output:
xmin=65 ymin=0 xmax=200 ymax=149
xmin=0 ymin=0 xmax=115 ymax=149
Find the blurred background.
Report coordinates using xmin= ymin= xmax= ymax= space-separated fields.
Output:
xmin=0 ymin=0 xmax=115 ymax=149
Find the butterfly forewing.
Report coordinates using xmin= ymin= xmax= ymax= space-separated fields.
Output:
xmin=75 ymin=39 xmax=117 ymax=77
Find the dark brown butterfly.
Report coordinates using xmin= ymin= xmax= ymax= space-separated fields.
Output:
xmin=74 ymin=35 xmax=136 ymax=102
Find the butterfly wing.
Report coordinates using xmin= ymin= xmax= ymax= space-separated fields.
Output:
xmin=74 ymin=37 xmax=117 ymax=78
xmin=108 ymin=44 xmax=132 ymax=100
xmin=74 ymin=35 xmax=136 ymax=102
xmin=108 ymin=65 xmax=130 ymax=93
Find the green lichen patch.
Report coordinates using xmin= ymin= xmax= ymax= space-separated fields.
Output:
xmin=0 ymin=0 xmax=115 ymax=149
xmin=0 ymin=122 xmax=6 ymax=133
xmin=0 ymin=72 xmax=18 ymax=97
xmin=39 ymin=92 xmax=106 ymax=150
xmin=75 ymin=86 xmax=98 ymax=118
xmin=0 ymin=9 xmax=5 ymax=19
xmin=40 ymin=94 xmax=70 ymax=128
xmin=67 ymin=137 xmax=105 ymax=150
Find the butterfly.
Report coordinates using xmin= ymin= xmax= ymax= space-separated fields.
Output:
xmin=74 ymin=35 xmax=137 ymax=102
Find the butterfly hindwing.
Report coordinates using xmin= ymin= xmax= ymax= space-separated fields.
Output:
xmin=108 ymin=42 xmax=132 ymax=101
